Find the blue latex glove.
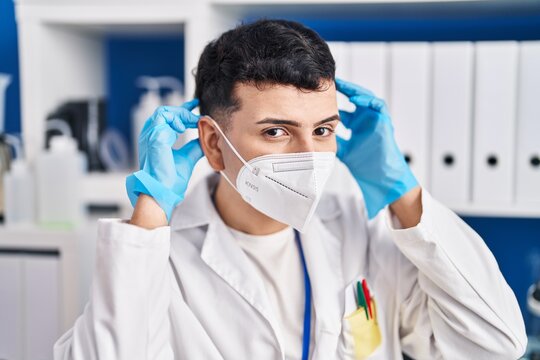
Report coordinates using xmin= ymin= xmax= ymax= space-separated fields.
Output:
xmin=335 ymin=78 xmax=418 ymax=219
xmin=126 ymin=99 xmax=204 ymax=222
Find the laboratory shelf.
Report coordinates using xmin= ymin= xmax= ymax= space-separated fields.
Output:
xmin=452 ymin=203 xmax=540 ymax=218
xmin=210 ymin=0 xmax=539 ymax=19
xmin=13 ymin=0 xmax=540 ymax=219
xmin=82 ymin=171 xmax=131 ymax=207
xmin=15 ymin=4 xmax=191 ymax=25
xmin=80 ymin=157 xmax=213 ymax=209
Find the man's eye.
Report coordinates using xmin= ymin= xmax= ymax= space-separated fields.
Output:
xmin=264 ymin=128 xmax=287 ymax=137
xmin=314 ymin=127 xmax=334 ymax=137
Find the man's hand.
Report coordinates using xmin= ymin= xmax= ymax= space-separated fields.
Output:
xmin=126 ymin=99 xmax=204 ymax=225
xmin=335 ymin=78 xmax=419 ymax=220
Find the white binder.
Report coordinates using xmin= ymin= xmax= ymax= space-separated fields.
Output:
xmin=388 ymin=42 xmax=432 ymax=188
xmin=430 ymin=42 xmax=474 ymax=205
xmin=472 ymin=41 xmax=519 ymax=204
xmin=327 ymin=41 xmax=355 ymax=112
xmin=349 ymin=42 xmax=389 ymax=100
xmin=516 ymin=41 xmax=540 ymax=204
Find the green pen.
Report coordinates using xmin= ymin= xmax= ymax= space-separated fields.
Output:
xmin=356 ymin=281 xmax=369 ymax=320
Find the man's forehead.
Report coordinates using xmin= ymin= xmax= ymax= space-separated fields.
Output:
xmin=231 ymin=81 xmax=338 ymax=123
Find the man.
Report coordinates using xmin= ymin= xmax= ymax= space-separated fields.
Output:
xmin=54 ymin=19 xmax=526 ymax=360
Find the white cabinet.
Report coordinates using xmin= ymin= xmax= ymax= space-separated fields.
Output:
xmin=0 ymin=253 xmax=60 ymax=360
xmin=23 ymin=255 xmax=61 ymax=360
xmin=0 ymin=228 xmax=83 ymax=360
xmin=0 ymin=255 xmax=24 ymax=360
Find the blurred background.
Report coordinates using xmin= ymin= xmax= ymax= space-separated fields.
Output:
xmin=0 ymin=0 xmax=539 ymax=359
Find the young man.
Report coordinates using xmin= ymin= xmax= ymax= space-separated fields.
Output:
xmin=54 ymin=19 xmax=526 ymax=360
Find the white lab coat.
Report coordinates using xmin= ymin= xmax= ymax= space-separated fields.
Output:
xmin=54 ymin=173 xmax=527 ymax=360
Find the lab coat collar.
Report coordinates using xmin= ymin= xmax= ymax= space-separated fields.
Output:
xmin=171 ymin=173 xmax=344 ymax=358
xmin=169 ymin=173 xmax=220 ymax=231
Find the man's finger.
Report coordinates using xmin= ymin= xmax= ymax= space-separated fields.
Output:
xmin=345 ymin=93 xmax=388 ymax=116
xmin=170 ymin=109 xmax=200 ymax=132
xmin=153 ymin=106 xmax=201 ymax=132
xmin=338 ymin=97 xmax=378 ymax=130
xmin=336 ymin=78 xmax=375 ymax=98
xmin=182 ymin=98 xmax=199 ymax=111
xmin=173 ymin=139 xmax=204 ymax=179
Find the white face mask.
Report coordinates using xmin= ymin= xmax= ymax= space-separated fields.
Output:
xmin=210 ymin=117 xmax=336 ymax=233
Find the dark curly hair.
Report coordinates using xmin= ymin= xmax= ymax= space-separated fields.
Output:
xmin=194 ymin=19 xmax=335 ymax=130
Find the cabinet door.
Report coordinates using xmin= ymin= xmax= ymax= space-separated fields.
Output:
xmin=23 ymin=254 xmax=60 ymax=360
xmin=0 ymin=254 xmax=24 ymax=360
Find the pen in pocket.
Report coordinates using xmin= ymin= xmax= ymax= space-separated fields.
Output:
xmin=356 ymin=281 xmax=370 ymax=320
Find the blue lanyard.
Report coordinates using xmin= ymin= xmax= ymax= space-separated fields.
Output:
xmin=294 ymin=230 xmax=312 ymax=360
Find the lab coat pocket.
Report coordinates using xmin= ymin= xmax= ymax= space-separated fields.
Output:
xmin=342 ymin=299 xmax=382 ymax=360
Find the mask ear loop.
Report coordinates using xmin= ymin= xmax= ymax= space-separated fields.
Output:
xmin=204 ymin=116 xmax=261 ymax=194
xmin=219 ymin=166 xmax=239 ymax=191
xmin=206 ymin=116 xmax=259 ymax=175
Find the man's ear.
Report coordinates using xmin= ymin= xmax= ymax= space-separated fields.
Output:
xmin=198 ymin=116 xmax=225 ymax=171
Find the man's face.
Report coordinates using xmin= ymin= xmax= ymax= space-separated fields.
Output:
xmin=216 ymin=80 xmax=339 ymax=182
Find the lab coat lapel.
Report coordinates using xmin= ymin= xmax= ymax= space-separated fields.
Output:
xmin=173 ymin=174 xmax=286 ymax=355
xmin=300 ymin=216 xmax=344 ymax=359
xmin=200 ymin=211 xmax=286 ymax=357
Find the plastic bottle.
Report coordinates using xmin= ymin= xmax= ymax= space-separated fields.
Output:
xmin=4 ymin=160 xmax=35 ymax=226
xmin=132 ymin=76 xmax=161 ymax=168
xmin=3 ymin=134 xmax=35 ymax=226
xmin=35 ymin=135 xmax=85 ymax=229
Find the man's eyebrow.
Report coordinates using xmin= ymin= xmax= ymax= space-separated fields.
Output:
xmin=255 ymin=114 xmax=340 ymax=127
xmin=255 ymin=118 xmax=301 ymax=127
xmin=314 ymin=114 xmax=340 ymax=127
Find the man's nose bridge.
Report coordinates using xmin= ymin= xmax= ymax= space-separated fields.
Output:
xmin=295 ymin=132 xmax=316 ymax=152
